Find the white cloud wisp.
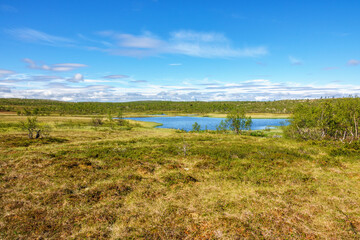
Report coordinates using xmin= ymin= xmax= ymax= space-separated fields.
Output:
xmin=6 ymin=28 xmax=73 ymax=46
xmin=97 ymin=30 xmax=268 ymax=58
xmin=2 ymin=75 xmax=360 ymax=102
xmin=23 ymin=58 xmax=87 ymax=72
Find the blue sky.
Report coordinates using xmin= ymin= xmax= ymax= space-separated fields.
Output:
xmin=0 ymin=0 xmax=359 ymax=101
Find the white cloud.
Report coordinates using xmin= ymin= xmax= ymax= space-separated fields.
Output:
xmin=1 ymin=83 xmax=115 ymax=101
xmin=0 ymin=69 xmax=15 ymax=77
xmin=170 ymin=30 xmax=227 ymax=42
xmin=130 ymin=80 xmax=147 ymax=83
xmin=0 ymin=73 xmax=66 ymax=83
xmin=348 ymin=59 xmax=360 ymax=66
xmin=7 ymin=28 xmax=268 ymax=58
xmin=6 ymin=28 xmax=73 ymax=46
xmin=67 ymin=73 xmax=84 ymax=83
xmin=31 ymin=75 xmax=64 ymax=81
xmin=104 ymin=74 xmax=129 ymax=79
xmin=53 ymin=63 xmax=88 ymax=68
xmin=24 ymin=58 xmax=87 ymax=72
xmin=84 ymin=79 xmax=112 ymax=83
xmin=4 ymin=77 xmax=360 ymax=102
xmin=289 ymin=56 xmax=302 ymax=65
xmin=115 ymin=32 xmax=164 ymax=48
xmin=169 ymin=63 xmax=182 ymax=66
xmin=97 ymin=30 xmax=268 ymax=58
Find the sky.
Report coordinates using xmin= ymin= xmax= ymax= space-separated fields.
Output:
xmin=0 ymin=0 xmax=359 ymax=102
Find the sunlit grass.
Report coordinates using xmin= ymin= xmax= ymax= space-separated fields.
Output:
xmin=0 ymin=114 xmax=359 ymax=239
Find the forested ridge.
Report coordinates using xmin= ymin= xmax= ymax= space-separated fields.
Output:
xmin=0 ymin=97 xmax=339 ymax=115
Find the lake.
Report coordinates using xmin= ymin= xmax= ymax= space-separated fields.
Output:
xmin=125 ymin=116 xmax=289 ymax=131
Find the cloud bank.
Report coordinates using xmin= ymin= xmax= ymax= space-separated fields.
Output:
xmin=24 ymin=58 xmax=87 ymax=72
xmin=1 ymin=73 xmax=359 ymax=102
xmin=98 ymin=30 xmax=268 ymax=58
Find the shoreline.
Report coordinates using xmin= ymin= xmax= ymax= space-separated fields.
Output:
xmin=124 ymin=113 xmax=291 ymax=119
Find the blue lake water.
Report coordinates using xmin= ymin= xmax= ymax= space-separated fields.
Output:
xmin=125 ymin=116 xmax=289 ymax=131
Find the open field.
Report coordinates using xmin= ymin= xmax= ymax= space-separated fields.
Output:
xmin=1 ymin=113 xmax=360 ymax=239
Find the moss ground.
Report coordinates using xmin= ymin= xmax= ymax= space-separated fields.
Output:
xmin=0 ymin=114 xmax=359 ymax=239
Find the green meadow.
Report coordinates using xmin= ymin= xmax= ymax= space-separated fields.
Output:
xmin=1 ymin=98 xmax=360 ymax=239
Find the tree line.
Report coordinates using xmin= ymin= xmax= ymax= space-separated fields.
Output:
xmin=0 ymin=98 xmax=321 ymax=115
xmin=285 ymin=97 xmax=360 ymax=142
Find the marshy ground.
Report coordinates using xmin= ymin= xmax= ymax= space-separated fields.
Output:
xmin=0 ymin=113 xmax=360 ymax=239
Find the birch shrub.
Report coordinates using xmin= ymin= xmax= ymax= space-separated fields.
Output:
xmin=286 ymin=97 xmax=360 ymax=142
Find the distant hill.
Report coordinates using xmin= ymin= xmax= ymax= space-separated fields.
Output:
xmin=0 ymin=97 xmax=337 ymax=115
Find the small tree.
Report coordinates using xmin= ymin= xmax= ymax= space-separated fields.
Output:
xmin=226 ymin=109 xmax=252 ymax=134
xmin=20 ymin=117 xmax=40 ymax=139
xmin=117 ymin=111 xmax=123 ymax=119
xmin=116 ymin=111 xmax=126 ymax=126
xmin=91 ymin=117 xmax=103 ymax=127
xmin=23 ymin=108 xmax=32 ymax=116
xmin=107 ymin=112 xmax=115 ymax=129
xmin=192 ymin=122 xmax=201 ymax=132
xmin=216 ymin=120 xmax=228 ymax=133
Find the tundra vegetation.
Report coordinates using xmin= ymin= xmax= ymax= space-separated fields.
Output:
xmin=225 ymin=109 xmax=253 ymax=134
xmin=0 ymin=98 xmax=317 ymax=116
xmin=0 ymin=97 xmax=360 ymax=239
xmin=286 ymin=98 xmax=360 ymax=142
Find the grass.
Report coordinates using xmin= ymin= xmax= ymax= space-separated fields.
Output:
xmin=126 ymin=119 xmax=163 ymax=128
xmin=0 ymin=114 xmax=360 ymax=239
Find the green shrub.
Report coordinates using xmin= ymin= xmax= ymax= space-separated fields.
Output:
xmin=91 ymin=117 xmax=103 ymax=127
xmin=19 ymin=117 xmax=51 ymax=138
xmin=225 ymin=109 xmax=252 ymax=134
xmin=286 ymin=97 xmax=360 ymax=142
xmin=250 ymin=131 xmax=266 ymax=137
xmin=191 ymin=122 xmax=201 ymax=132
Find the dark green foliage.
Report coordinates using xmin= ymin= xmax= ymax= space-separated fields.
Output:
xmin=107 ymin=113 xmax=115 ymax=129
xmin=20 ymin=117 xmax=40 ymax=139
xmin=23 ymin=108 xmax=32 ymax=116
xmin=225 ymin=109 xmax=252 ymax=134
xmin=191 ymin=122 xmax=201 ymax=132
xmin=215 ymin=109 xmax=253 ymax=134
xmin=250 ymin=131 xmax=266 ymax=137
xmin=91 ymin=117 xmax=103 ymax=127
xmin=18 ymin=117 xmax=52 ymax=139
xmin=0 ymin=98 xmax=300 ymax=115
xmin=286 ymin=97 xmax=360 ymax=142
xmin=216 ymin=120 xmax=228 ymax=133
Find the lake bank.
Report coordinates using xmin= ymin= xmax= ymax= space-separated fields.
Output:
xmin=123 ymin=112 xmax=291 ymax=119
xmin=125 ymin=116 xmax=289 ymax=131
